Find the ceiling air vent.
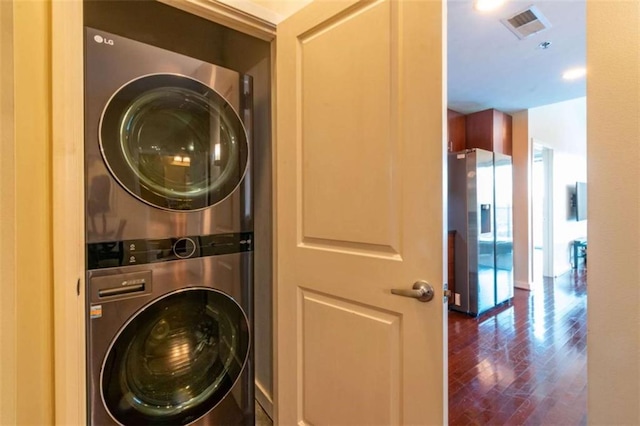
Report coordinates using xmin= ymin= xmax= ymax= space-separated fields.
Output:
xmin=501 ymin=5 xmax=552 ymax=40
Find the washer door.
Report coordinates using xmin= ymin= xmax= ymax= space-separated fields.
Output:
xmin=100 ymin=74 xmax=249 ymax=211
xmin=101 ymin=288 xmax=250 ymax=425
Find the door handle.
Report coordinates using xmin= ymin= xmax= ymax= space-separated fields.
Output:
xmin=391 ymin=280 xmax=434 ymax=302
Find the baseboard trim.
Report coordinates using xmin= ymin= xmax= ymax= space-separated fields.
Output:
xmin=515 ymin=280 xmax=532 ymax=290
xmin=255 ymin=380 xmax=273 ymax=419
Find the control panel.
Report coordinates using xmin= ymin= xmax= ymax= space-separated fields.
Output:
xmin=87 ymin=232 xmax=253 ymax=270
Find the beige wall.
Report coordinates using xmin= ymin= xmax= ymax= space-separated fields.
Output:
xmin=587 ymin=1 xmax=640 ymax=423
xmin=0 ymin=1 xmax=17 ymax=424
xmin=249 ymin=0 xmax=310 ymax=19
xmin=213 ymin=0 xmax=311 ymax=24
xmin=1 ymin=0 xmax=54 ymax=424
xmin=511 ymin=110 xmax=532 ymax=289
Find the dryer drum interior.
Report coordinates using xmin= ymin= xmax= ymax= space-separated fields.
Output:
xmin=100 ymin=74 xmax=249 ymax=212
xmin=101 ymin=288 xmax=250 ymax=425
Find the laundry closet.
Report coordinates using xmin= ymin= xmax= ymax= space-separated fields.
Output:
xmin=82 ymin=2 xmax=273 ymax=424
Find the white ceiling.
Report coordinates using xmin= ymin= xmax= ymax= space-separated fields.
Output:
xmin=448 ymin=0 xmax=586 ymax=114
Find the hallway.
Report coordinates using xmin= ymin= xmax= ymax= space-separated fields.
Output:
xmin=449 ymin=270 xmax=587 ymax=425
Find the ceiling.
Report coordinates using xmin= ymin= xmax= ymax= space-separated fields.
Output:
xmin=448 ymin=0 xmax=586 ymax=114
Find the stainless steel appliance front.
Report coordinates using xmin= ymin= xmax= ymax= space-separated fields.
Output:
xmin=84 ymin=26 xmax=255 ymax=425
xmin=85 ymin=27 xmax=253 ymax=244
xmin=448 ymin=149 xmax=514 ymax=316
xmin=86 ymin=253 xmax=254 ymax=425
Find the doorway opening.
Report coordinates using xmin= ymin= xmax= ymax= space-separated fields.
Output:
xmin=532 ymin=143 xmax=554 ymax=282
xmin=446 ymin=0 xmax=587 ymax=422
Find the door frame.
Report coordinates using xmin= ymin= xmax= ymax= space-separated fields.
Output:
xmin=0 ymin=1 xmax=17 ymax=423
xmin=531 ymin=142 xmax=554 ymax=279
xmin=541 ymin=145 xmax=554 ymax=277
xmin=50 ymin=1 xmax=276 ymax=424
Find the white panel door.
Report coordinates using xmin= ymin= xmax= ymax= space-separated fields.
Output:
xmin=275 ymin=0 xmax=447 ymax=424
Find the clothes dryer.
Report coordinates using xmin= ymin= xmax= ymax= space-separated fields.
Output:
xmin=84 ymin=27 xmax=252 ymax=246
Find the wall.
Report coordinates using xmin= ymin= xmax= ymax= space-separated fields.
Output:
xmin=231 ymin=0 xmax=311 ymax=23
xmin=529 ymin=97 xmax=587 ymax=276
xmin=0 ymin=1 xmax=17 ymax=424
xmin=587 ymin=1 xmax=640 ymax=423
xmin=0 ymin=0 xmax=54 ymax=424
xmin=511 ymin=110 xmax=532 ymax=289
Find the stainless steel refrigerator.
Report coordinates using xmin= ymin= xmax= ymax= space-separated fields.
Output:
xmin=448 ymin=148 xmax=514 ymax=316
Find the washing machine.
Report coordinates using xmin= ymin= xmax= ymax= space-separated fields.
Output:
xmin=87 ymin=252 xmax=253 ymax=425
xmin=84 ymin=27 xmax=254 ymax=425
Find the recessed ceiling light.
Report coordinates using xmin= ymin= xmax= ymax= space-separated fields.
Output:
xmin=474 ymin=0 xmax=506 ymax=12
xmin=563 ymin=67 xmax=587 ymax=80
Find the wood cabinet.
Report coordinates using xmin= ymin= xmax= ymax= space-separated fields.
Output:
xmin=465 ymin=108 xmax=512 ymax=155
xmin=447 ymin=109 xmax=466 ymax=152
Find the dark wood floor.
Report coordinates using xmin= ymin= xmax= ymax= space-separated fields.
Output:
xmin=448 ymin=269 xmax=587 ymax=425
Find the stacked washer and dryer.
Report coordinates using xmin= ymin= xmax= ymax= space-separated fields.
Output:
xmin=84 ymin=27 xmax=255 ymax=425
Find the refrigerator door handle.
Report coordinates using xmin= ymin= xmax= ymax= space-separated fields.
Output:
xmin=391 ymin=281 xmax=434 ymax=302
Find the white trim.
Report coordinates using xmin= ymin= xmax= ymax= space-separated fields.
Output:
xmin=542 ymin=146 xmax=554 ymax=277
xmin=515 ymin=280 xmax=532 ymax=291
xmin=531 ymin=144 xmax=542 ymax=276
xmin=531 ymin=141 xmax=554 ymax=278
xmin=268 ymin=38 xmax=279 ymax=425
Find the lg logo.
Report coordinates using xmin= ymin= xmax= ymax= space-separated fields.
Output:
xmin=93 ymin=35 xmax=114 ymax=46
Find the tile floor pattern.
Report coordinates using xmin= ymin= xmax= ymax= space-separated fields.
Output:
xmin=448 ymin=269 xmax=587 ymax=425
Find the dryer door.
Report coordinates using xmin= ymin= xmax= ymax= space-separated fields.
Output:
xmin=100 ymin=74 xmax=249 ymax=211
xmin=101 ymin=288 xmax=250 ymax=425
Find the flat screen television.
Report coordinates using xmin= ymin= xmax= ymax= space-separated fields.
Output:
xmin=575 ymin=181 xmax=587 ymax=221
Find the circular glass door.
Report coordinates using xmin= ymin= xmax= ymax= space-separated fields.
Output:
xmin=101 ymin=288 xmax=250 ymax=425
xmin=100 ymin=74 xmax=249 ymax=211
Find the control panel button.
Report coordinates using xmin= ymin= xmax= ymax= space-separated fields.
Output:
xmin=173 ymin=237 xmax=197 ymax=259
